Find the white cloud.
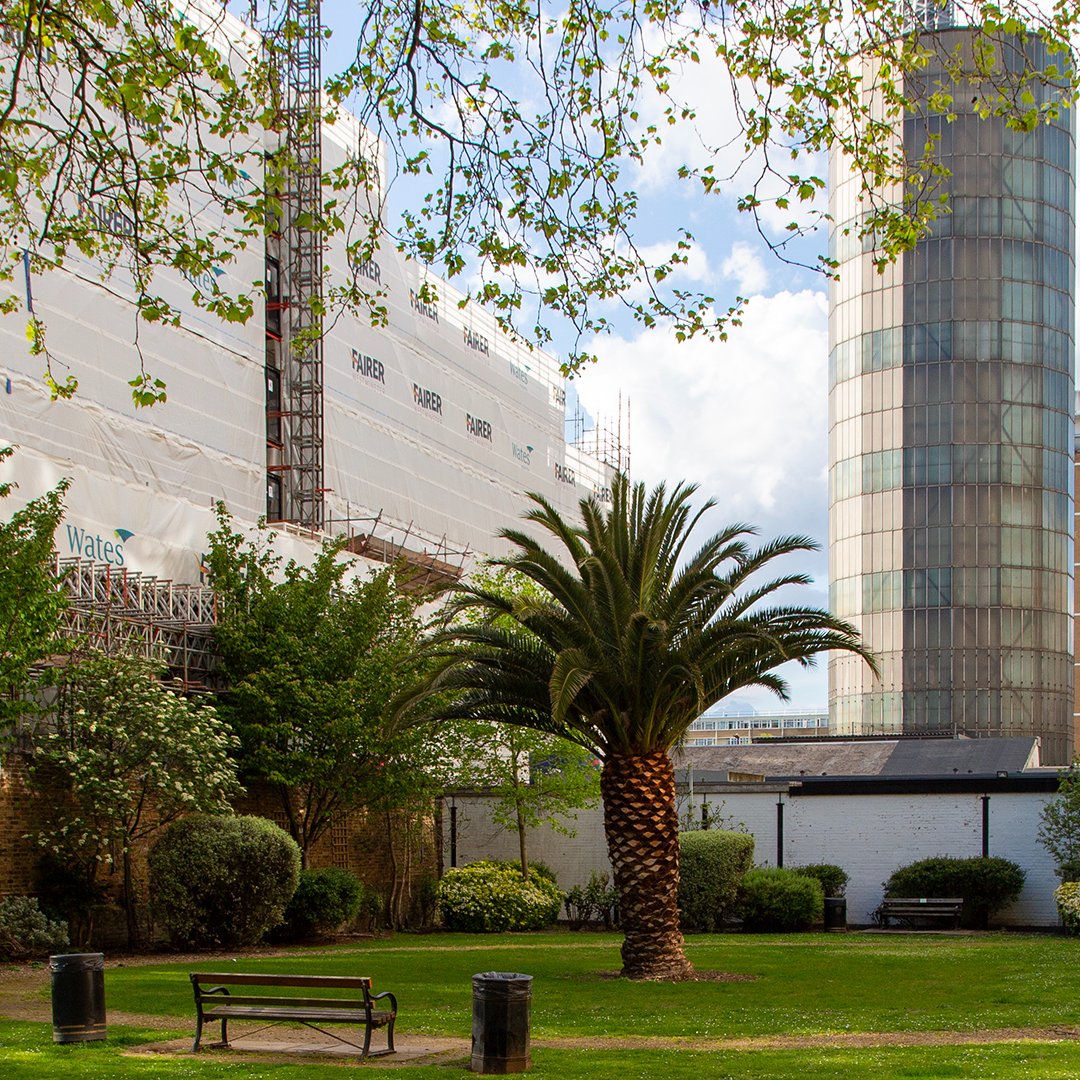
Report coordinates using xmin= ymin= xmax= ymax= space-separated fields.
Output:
xmin=574 ymin=285 xmax=831 ymax=707
xmin=720 ymin=242 xmax=769 ymax=295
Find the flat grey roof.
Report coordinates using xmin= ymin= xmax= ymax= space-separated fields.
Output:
xmin=674 ymin=735 xmax=1040 ymax=781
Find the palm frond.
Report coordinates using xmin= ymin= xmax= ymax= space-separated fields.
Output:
xmin=400 ymin=473 xmax=874 ymax=756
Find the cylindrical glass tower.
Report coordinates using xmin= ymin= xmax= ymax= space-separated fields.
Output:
xmin=828 ymin=29 xmax=1076 ymax=763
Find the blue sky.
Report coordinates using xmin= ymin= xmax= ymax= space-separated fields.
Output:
xmin=315 ymin=3 xmax=845 ymax=711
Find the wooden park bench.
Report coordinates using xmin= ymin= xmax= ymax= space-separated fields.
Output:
xmin=189 ymin=972 xmax=397 ymax=1059
xmin=877 ymin=897 xmax=964 ymax=929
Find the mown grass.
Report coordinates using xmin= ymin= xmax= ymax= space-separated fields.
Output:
xmin=3 ymin=932 xmax=1079 ymax=1078
xmin=95 ymin=931 xmax=1080 ymax=1038
xmin=4 ymin=1022 xmax=1080 ymax=1080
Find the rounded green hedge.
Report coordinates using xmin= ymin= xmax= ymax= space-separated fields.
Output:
xmin=149 ymin=814 xmax=301 ymax=948
xmin=792 ymin=863 xmax=849 ymax=899
xmin=438 ymin=861 xmax=563 ymax=932
xmin=883 ymin=856 xmax=1025 ymax=927
xmin=739 ymin=867 xmax=824 ymax=932
xmin=280 ymin=867 xmax=364 ymax=939
xmin=678 ymin=830 xmax=755 ymax=931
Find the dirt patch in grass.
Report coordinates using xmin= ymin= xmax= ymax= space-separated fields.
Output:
xmin=534 ymin=1027 xmax=1080 ymax=1051
xmin=595 ymin=969 xmax=758 ymax=983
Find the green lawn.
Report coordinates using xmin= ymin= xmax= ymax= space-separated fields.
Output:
xmin=3 ymin=931 xmax=1080 ymax=1078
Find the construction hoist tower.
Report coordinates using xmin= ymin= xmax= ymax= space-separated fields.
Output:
xmin=279 ymin=0 xmax=325 ymax=530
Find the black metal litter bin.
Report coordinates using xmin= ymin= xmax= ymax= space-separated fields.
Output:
xmin=50 ymin=953 xmax=106 ymax=1043
xmin=823 ymin=897 xmax=847 ymax=932
xmin=471 ymin=971 xmax=532 ymax=1074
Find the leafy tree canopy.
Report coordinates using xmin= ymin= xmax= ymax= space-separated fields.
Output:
xmin=1039 ymin=759 xmax=1080 ymax=883
xmin=31 ymin=647 xmax=242 ymax=946
xmin=0 ymin=446 xmax=69 ymax=741
xmin=1 ymin=0 xmax=1073 ymax=401
xmin=205 ymin=503 xmax=430 ymax=865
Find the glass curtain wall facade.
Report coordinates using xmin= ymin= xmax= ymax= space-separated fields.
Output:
xmin=828 ymin=30 xmax=1076 ymax=763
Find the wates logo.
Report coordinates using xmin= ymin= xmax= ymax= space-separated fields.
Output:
xmin=512 ymin=442 xmax=533 ymax=467
xmin=65 ymin=524 xmax=130 ymax=566
xmin=182 ymin=265 xmax=225 ymax=293
xmin=508 ymin=361 xmax=529 ymax=387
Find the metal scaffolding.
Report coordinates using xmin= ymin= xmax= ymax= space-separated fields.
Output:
xmin=281 ymin=0 xmax=325 ymax=530
xmin=53 ymin=558 xmax=219 ymax=690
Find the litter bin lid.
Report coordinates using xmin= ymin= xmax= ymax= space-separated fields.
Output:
xmin=50 ymin=954 xmax=104 ymax=972
xmin=473 ymin=972 xmax=532 ymax=983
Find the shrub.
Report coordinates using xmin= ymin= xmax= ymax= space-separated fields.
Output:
xmin=438 ymin=861 xmax=562 ymax=932
xmin=678 ymin=830 xmax=755 ymax=931
xmin=883 ymin=856 xmax=1025 ymax=928
xmin=526 ymin=861 xmax=559 ymax=885
xmin=0 ymin=896 xmax=69 ymax=960
xmin=149 ymin=814 xmax=301 ymax=948
xmin=792 ymin=863 xmax=849 ymax=899
xmin=485 ymin=859 xmax=559 ymax=885
xmin=280 ymin=868 xmax=363 ymax=940
xmin=564 ymin=871 xmax=619 ymax=929
xmin=1055 ymin=882 xmax=1080 ymax=935
xmin=738 ymin=868 xmax=824 ymax=932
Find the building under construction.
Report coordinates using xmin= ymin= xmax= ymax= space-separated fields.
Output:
xmin=0 ymin=0 xmax=619 ymax=666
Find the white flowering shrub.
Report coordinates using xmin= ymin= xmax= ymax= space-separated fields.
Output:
xmin=0 ymin=896 xmax=68 ymax=960
xmin=438 ymin=861 xmax=562 ymax=932
xmin=1055 ymin=881 xmax=1080 ymax=935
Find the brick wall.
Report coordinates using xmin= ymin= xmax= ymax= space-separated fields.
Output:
xmin=0 ymin=754 xmax=438 ymax=946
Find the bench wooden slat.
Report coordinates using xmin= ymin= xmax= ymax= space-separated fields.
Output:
xmin=192 ymin=972 xmax=372 ymax=989
xmin=202 ymin=1005 xmax=392 ymax=1024
xmin=200 ymin=995 xmax=375 ymax=1010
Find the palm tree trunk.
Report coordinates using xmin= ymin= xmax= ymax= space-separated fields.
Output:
xmin=601 ymin=749 xmax=693 ymax=980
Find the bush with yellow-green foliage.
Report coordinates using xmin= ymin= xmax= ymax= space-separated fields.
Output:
xmin=1054 ymin=881 xmax=1080 ymax=935
xmin=438 ymin=861 xmax=562 ymax=932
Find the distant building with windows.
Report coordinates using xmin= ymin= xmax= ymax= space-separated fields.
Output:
xmin=684 ymin=707 xmax=830 ymax=747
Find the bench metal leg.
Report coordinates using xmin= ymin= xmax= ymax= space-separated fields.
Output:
xmin=220 ymin=1017 xmax=229 ymax=1048
xmin=192 ymin=1015 xmax=203 ymax=1053
xmin=360 ymin=1019 xmax=395 ymax=1059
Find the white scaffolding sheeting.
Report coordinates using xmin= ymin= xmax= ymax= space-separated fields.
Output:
xmin=0 ymin=0 xmax=619 ymax=584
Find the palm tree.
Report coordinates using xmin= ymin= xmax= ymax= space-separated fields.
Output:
xmin=404 ymin=475 xmax=875 ymax=980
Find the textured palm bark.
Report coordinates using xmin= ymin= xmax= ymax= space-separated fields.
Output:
xmin=601 ymin=749 xmax=693 ymax=980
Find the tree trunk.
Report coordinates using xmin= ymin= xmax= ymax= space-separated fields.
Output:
xmin=515 ymin=799 xmax=529 ymax=881
xmin=122 ymin=847 xmax=138 ymax=950
xmin=601 ymin=749 xmax=692 ymax=981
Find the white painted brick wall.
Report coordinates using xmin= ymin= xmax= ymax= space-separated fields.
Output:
xmin=444 ymin=788 xmax=1063 ymax=926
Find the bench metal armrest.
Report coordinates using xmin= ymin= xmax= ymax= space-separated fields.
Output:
xmin=369 ymin=990 xmax=397 ymax=1013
